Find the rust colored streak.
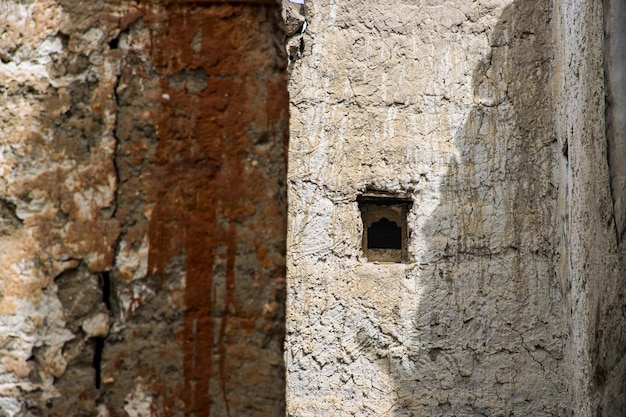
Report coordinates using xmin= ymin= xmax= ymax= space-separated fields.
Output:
xmin=144 ymin=1 xmax=287 ymax=416
xmin=217 ymin=221 xmax=237 ymax=417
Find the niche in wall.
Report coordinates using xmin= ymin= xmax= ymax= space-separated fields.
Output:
xmin=357 ymin=191 xmax=412 ymax=263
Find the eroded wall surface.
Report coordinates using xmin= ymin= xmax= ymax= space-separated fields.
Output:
xmin=554 ymin=1 xmax=626 ymax=416
xmin=286 ymin=0 xmax=568 ymax=415
xmin=0 ymin=1 xmax=287 ymax=416
xmin=604 ymin=0 xmax=626 ymax=244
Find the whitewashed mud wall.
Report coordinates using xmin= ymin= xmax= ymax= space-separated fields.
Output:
xmin=554 ymin=1 xmax=626 ymax=416
xmin=286 ymin=0 xmax=569 ymax=415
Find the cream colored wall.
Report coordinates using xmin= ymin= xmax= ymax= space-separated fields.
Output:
xmin=554 ymin=0 xmax=626 ymax=415
xmin=286 ymin=1 xmax=570 ymax=415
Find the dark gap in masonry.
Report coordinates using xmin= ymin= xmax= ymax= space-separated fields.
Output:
xmin=93 ymin=271 xmax=112 ymax=388
xmin=102 ymin=271 xmax=112 ymax=311
xmin=93 ymin=337 xmax=104 ymax=389
xmin=368 ymin=217 xmax=402 ymax=249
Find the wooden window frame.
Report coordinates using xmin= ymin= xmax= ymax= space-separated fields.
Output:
xmin=357 ymin=192 xmax=412 ymax=263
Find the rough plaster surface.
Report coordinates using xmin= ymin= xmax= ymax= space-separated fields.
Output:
xmin=553 ymin=1 xmax=626 ymax=416
xmin=604 ymin=0 xmax=626 ymax=243
xmin=0 ymin=1 xmax=287 ymax=415
xmin=285 ymin=0 xmax=580 ymax=415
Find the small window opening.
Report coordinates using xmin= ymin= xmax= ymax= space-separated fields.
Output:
xmin=357 ymin=191 xmax=412 ymax=263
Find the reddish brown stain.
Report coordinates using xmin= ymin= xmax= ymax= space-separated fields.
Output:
xmin=141 ymin=2 xmax=287 ymax=416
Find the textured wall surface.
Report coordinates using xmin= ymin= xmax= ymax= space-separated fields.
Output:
xmin=554 ymin=1 xmax=626 ymax=416
xmin=0 ymin=1 xmax=288 ymax=416
xmin=604 ymin=0 xmax=626 ymax=243
xmin=285 ymin=0 xmax=569 ymax=415
xmin=1 ymin=0 xmax=624 ymax=416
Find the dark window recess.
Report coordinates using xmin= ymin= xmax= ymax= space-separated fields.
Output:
xmin=358 ymin=191 xmax=412 ymax=263
xmin=368 ymin=218 xmax=402 ymax=249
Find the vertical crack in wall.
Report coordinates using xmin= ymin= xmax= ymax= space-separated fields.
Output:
xmin=93 ymin=337 xmax=105 ymax=389
xmin=93 ymin=271 xmax=112 ymax=390
xmin=88 ymin=24 xmax=124 ymax=394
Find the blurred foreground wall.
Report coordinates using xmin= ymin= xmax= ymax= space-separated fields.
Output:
xmin=0 ymin=1 xmax=287 ymax=415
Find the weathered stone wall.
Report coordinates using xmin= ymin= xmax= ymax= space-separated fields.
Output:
xmin=285 ymin=0 xmax=568 ymax=415
xmin=0 ymin=1 xmax=287 ymax=415
xmin=2 ymin=0 xmax=625 ymax=415
xmin=604 ymin=0 xmax=626 ymax=244
xmin=554 ymin=1 xmax=626 ymax=416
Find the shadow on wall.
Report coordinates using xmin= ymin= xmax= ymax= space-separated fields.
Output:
xmin=384 ymin=2 xmax=568 ymax=415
